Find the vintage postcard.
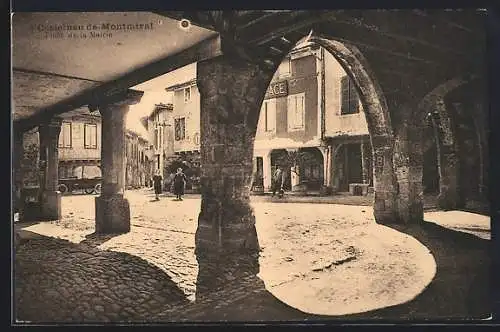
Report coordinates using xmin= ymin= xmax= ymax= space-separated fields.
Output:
xmin=11 ymin=9 xmax=493 ymax=325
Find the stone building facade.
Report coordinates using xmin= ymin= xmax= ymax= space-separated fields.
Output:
xmin=20 ymin=111 xmax=150 ymax=193
xmin=125 ymin=129 xmax=153 ymax=189
xmin=57 ymin=112 xmax=102 ymax=180
xmin=140 ymin=103 xmax=174 ymax=180
xmin=164 ymin=43 xmax=374 ymax=194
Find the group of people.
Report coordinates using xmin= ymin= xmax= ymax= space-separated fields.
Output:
xmin=152 ymin=167 xmax=187 ymax=201
xmin=153 ymin=165 xmax=286 ymax=200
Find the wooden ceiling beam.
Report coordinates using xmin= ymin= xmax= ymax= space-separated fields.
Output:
xmin=247 ymin=11 xmax=337 ymax=46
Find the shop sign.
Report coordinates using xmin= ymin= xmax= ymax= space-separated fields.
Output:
xmin=265 ymin=80 xmax=288 ymax=99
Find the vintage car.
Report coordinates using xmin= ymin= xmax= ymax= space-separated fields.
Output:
xmin=58 ymin=165 xmax=102 ymax=195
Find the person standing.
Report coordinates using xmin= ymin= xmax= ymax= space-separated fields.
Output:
xmin=173 ymin=167 xmax=187 ymax=201
xmin=152 ymin=169 xmax=163 ymax=200
xmin=271 ymin=166 xmax=284 ymax=198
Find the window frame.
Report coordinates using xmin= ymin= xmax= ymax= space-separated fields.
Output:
xmin=262 ymin=99 xmax=276 ymax=133
xmin=340 ymin=75 xmax=360 ymax=115
xmin=174 ymin=117 xmax=186 ymax=141
xmin=58 ymin=121 xmax=72 ymax=148
xmin=184 ymin=87 xmax=191 ymax=103
xmin=83 ymin=123 xmax=98 ymax=149
xmin=154 ymin=127 xmax=161 ymax=150
xmin=287 ymin=92 xmax=306 ymax=132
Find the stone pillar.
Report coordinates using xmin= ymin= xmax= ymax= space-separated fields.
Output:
xmin=361 ymin=142 xmax=369 ymax=184
xmin=286 ymin=148 xmax=301 ymax=191
xmin=328 ymin=144 xmax=337 ymax=190
xmin=371 ymin=135 xmax=400 ymax=224
xmin=13 ymin=128 xmax=24 ymax=215
xmin=262 ymin=151 xmax=272 ymax=191
xmin=94 ymin=90 xmax=143 ymax=234
xmin=393 ymin=107 xmax=424 ymax=224
xmin=195 ymin=56 xmax=275 ymax=299
xmin=38 ymin=118 xmax=62 ymax=220
xmin=437 ymin=144 xmax=460 ymax=210
xmin=363 ymin=142 xmax=373 ymax=186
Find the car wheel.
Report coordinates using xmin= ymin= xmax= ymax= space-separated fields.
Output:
xmin=84 ymin=188 xmax=95 ymax=194
xmin=58 ymin=184 xmax=68 ymax=194
xmin=94 ymin=184 xmax=101 ymax=195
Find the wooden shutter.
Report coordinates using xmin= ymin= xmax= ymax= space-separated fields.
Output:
xmin=341 ymin=76 xmax=349 ymax=115
xmin=348 ymin=78 xmax=359 ymax=114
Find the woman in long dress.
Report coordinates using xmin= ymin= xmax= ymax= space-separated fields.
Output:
xmin=173 ymin=167 xmax=187 ymax=201
xmin=152 ymin=169 xmax=162 ymax=200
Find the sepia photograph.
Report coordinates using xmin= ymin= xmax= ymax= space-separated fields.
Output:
xmin=11 ymin=8 xmax=494 ymax=325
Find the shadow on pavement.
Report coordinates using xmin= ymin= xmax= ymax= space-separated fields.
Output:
xmin=14 ymin=234 xmax=190 ymax=323
xmin=79 ymin=232 xmax=117 ymax=248
xmin=324 ymin=220 xmax=491 ymax=321
xmin=14 ymin=218 xmax=492 ymax=323
xmin=173 ymin=220 xmax=491 ymax=322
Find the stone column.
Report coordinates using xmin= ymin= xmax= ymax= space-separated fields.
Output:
xmin=94 ymin=90 xmax=143 ymax=234
xmin=328 ymin=144 xmax=337 ymax=190
xmin=262 ymin=151 xmax=272 ymax=191
xmin=13 ymin=128 xmax=24 ymax=215
xmin=369 ymin=135 xmax=398 ymax=224
xmin=361 ymin=142 xmax=371 ymax=185
xmin=286 ymin=148 xmax=301 ymax=191
xmin=393 ymin=108 xmax=424 ymax=224
xmin=195 ymin=55 xmax=275 ymax=299
xmin=38 ymin=117 xmax=62 ymax=220
xmin=438 ymin=144 xmax=460 ymax=210
xmin=318 ymin=147 xmax=328 ymax=187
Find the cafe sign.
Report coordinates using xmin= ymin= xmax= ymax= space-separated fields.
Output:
xmin=265 ymin=80 xmax=288 ymax=99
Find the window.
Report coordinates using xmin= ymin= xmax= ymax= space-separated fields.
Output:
xmin=175 ymin=117 xmax=186 ymax=141
xmin=84 ymin=124 xmax=97 ymax=149
xmin=154 ymin=128 xmax=161 ymax=150
xmin=287 ymin=93 xmax=305 ymax=131
xmin=58 ymin=122 xmax=72 ymax=148
xmin=184 ymin=87 xmax=191 ymax=103
xmin=341 ymin=75 xmax=360 ymax=115
xmin=277 ymin=58 xmax=291 ymax=77
xmin=261 ymin=99 xmax=276 ymax=132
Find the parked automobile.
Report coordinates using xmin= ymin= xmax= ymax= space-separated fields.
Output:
xmin=58 ymin=165 xmax=102 ymax=195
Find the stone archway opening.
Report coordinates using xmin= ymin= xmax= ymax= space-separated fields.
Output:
xmin=309 ymin=36 xmax=398 ymax=224
xmin=296 ymin=147 xmax=324 ymax=191
xmin=246 ymin=35 xmax=435 ymax=316
xmin=417 ymin=76 xmax=487 ymax=212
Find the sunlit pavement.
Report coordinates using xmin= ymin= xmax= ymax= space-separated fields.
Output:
xmin=14 ymin=189 xmax=491 ymax=322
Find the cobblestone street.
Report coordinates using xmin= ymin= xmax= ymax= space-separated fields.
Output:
xmin=14 ymin=189 xmax=491 ymax=323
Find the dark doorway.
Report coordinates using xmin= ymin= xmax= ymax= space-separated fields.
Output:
xmin=338 ymin=144 xmax=363 ymax=191
xmin=423 ymin=144 xmax=440 ymax=194
xmin=254 ymin=157 xmax=264 ymax=187
xmin=299 ymin=147 xmax=324 ymax=190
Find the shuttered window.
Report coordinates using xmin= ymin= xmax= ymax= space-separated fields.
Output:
xmin=58 ymin=122 xmax=72 ymax=148
xmin=287 ymin=93 xmax=305 ymax=131
xmin=341 ymin=75 xmax=360 ymax=115
xmin=261 ymin=99 xmax=276 ymax=132
xmin=175 ymin=117 xmax=186 ymax=141
xmin=84 ymin=124 xmax=97 ymax=149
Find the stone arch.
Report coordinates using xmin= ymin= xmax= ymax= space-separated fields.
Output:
xmin=310 ymin=36 xmax=398 ymax=224
xmin=417 ymin=76 xmax=477 ymax=210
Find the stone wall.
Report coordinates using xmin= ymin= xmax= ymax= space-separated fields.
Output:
xmin=22 ymin=129 xmax=40 ymax=187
